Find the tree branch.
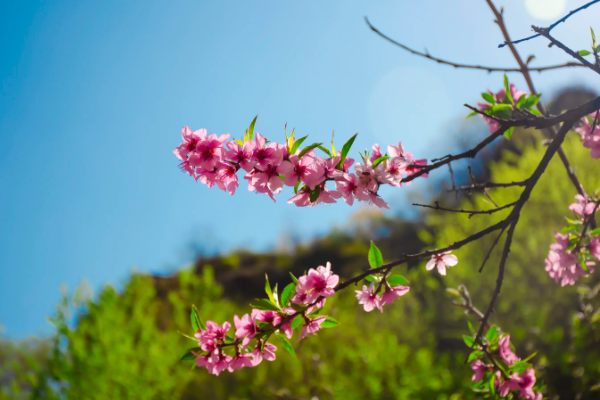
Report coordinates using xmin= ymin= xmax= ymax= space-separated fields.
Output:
xmin=412 ymin=201 xmax=516 ymax=218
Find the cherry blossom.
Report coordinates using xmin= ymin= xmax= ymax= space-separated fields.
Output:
xmin=498 ymin=334 xmax=519 ymax=365
xmin=298 ymin=315 xmax=327 ymax=342
xmin=569 ymin=194 xmax=596 ymax=216
xmin=426 ymin=251 xmax=458 ymax=276
xmin=469 ymin=359 xmax=487 ymax=382
xmin=381 ymin=285 xmax=410 ymax=305
xmin=355 ymin=284 xmax=382 ymax=313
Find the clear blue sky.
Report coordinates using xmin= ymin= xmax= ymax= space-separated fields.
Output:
xmin=1 ymin=0 xmax=596 ymax=338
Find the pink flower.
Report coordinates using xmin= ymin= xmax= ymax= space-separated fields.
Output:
xmin=404 ymin=159 xmax=428 ymax=180
xmin=253 ymin=310 xmax=282 ymax=327
xmin=233 ymin=313 xmax=258 ymax=348
xmin=341 ymin=157 xmax=355 ymax=173
xmin=470 ymin=359 xmax=487 ymax=383
xmin=188 ymin=132 xmax=230 ymax=170
xmin=177 ymin=159 xmax=196 ymax=179
xmin=215 ymin=162 xmax=239 ymax=195
xmin=387 ymin=141 xmax=411 ymax=160
xmin=425 ymin=251 xmax=458 ymax=276
xmin=545 ymin=232 xmax=595 ymax=286
xmin=499 ymin=369 xmax=541 ymax=400
xmin=173 ymin=127 xmax=205 ymax=161
xmin=591 ymin=237 xmax=600 ymax=261
xmin=306 ymin=262 xmax=339 ymax=298
xmin=227 ymin=353 xmax=253 ymax=372
xmin=311 ymin=186 xmax=341 ymax=206
xmin=225 ymin=140 xmax=256 ymax=172
xmin=499 ymin=373 xmax=523 ymax=398
xmin=251 ymin=163 xmax=285 ymax=195
xmin=575 ymin=113 xmax=600 ymax=159
xmin=208 ymin=352 xmax=232 ymax=376
xmin=498 ymin=334 xmax=519 ymax=365
xmin=384 ymin=157 xmax=410 ymax=186
xmin=298 ymin=315 xmax=327 ymax=341
xmin=280 ymin=321 xmax=293 ymax=339
xmin=355 ymin=189 xmax=390 ymax=209
xmin=370 ymin=143 xmax=383 ymax=161
xmin=569 ymin=194 xmax=596 ymax=216
xmin=251 ymin=342 xmax=277 ymax=366
xmin=355 ymin=284 xmax=382 ymax=313
xmin=316 ymin=155 xmax=343 ymax=180
xmin=252 ymin=133 xmax=283 ymax=170
xmin=292 ymin=277 xmax=315 ymax=304
xmin=334 ymin=173 xmax=364 ymax=206
xmin=381 ymin=285 xmax=410 ymax=305
xmin=279 ymin=151 xmax=325 ymax=189
xmin=354 ymin=162 xmax=378 ymax=192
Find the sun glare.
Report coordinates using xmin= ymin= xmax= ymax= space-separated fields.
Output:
xmin=525 ymin=0 xmax=566 ymax=20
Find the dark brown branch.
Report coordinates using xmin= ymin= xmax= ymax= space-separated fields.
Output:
xmin=473 ymin=118 xmax=576 ymax=349
xmin=479 ymin=227 xmax=506 ymax=273
xmin=412 ymin=201 xmax=516 ymax=217
xmin=449 ymin=180 xmax=529 ymax=192
xmin=469 ymin=165 xmax=498 ymax=207
xmin=532 ymin=26 xmax=600 ymax=75
xmin=364 ymin=17 xmax=582 ymax=73
xmin=485 ymin=0 xmax=593 ymax=212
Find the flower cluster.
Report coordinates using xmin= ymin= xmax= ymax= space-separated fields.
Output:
xmin=173 ymin=119 xmax=428 ymax=208
xmin=468 ymin=328 xmax=543 ymax=399
xmin=473 ymin=77 xmax=539 ymax=139
xmin=575 ymin=111 xmax=600 ymax=159
xmin=183 ymin=263 xmax=344 ymax=375
xmin=545 ymin=195 xmax=599 ymax=286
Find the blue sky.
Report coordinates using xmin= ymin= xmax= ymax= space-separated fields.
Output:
xmin=1 ymin=0 xmax=597 ymax=338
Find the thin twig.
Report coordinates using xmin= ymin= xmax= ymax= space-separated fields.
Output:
xmin=412 ymin=201 xmax=516 ymax=217
xmin=364 ymin=17 xmax=583 ymax=73
xmin=498 ymin=0 xmax=600 ymax=48
xmin=469 ymin=165 xmax=498 ymax=207
xmin=532 ymin=26 xmax=600 ymax=75
xmin=479 ymin=227 xmax=506 ymax=273
xmin=449 ymin=180 xmax=529 ymax=192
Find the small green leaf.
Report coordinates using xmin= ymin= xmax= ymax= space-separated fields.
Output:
xmin=290 ymin=315 xmax=303 ymax=328
xmin=386 ymin=275 xmax=409 ymax=286
xmin=522 ymin=351 xmax=538 ymax=362
xmin=248 ymin=115 xmax=258 ymax=140
xmin=250 ymin=299 xmax=280 ymax=312
xmin=446 ymin=288 xmax=460 ymax=297
xmin=463 ymin=335 xmax=475 ymax=347
xmin=244 ymin=129 xmax=249 ymax=142
xmin=289 ymin=272 xmax=299 ymax=284
xmin=365 ymin=274 xmax=378 ymax=283
xmin=275 ymin=333 xmax=296 ymax=358
xmin=281 ymin=283 xmax=296 ymax=306
xmin=592 ymin=27 xmax=597 ymax=47
xmin=338 ymin=133 xmax=358 ymax=169
xmin=191 ymin=305 xmax=205 ymax=331
xmin=224 ymin=335 xmax=235 ymax=344
xmin=516 ymin=94 xmax=527 ymax=108
xmin=596 ymin=45 xmax=600 ymax=52
xmin=290 ymin=135 xmax=308 ymax=155
xmin=298 ymin=142 xmax=323 ymax=158
xmin=486 ymin=325 xmax=498 ymax=342
xmin=465 ymin=111 xmax=478 ymax=119
xmin=331 ymin=131 xmax=336 ymax=156
xmin=294 ymin=181 xmax=302 ymax=195
xmin=371 ymin=156 xmax=389 ymax=168
xmin=504 ymin=74 xmax=513 ymax=105
xmin=579 ymin=50 xmax=592 ymax=56
xmin=481 ymin=92 xmax=495 ymax=104
xmin=468 ymin=321 xmax=475 ymax=335
xmin=504 ymin=126 xmax=515 ymax=139
xmin=591 ymin=228 xmax=600 ymax=235
xmin=490 ymin=103 xmax=512 ymax=112
xmin=529 ymin=108 xmax=542 ymax=116
xmin=317 ymin=145 xmax=332 ymax=157
xmin=321 ymin=316 xmax=340 ymax=328
xmin=257 ymin=321 xmax=272 ymax=330
xmin=180 ymin=347 xmax=201 ymax=361
xmin=467 ymin=350 xmax=484 ymax=363
xmin=309 ymin=186 xmax=321 ymax=203
xmin=368 ymin=241 xmax=383 ymax=269
xmin=234 ymin=139 xmax=244 ymax=147
xmin=265 ymin=274 xmax=275 ymax=304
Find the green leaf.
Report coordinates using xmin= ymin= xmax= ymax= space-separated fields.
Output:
xmin=463 ymin=335 xmax=475 ymax=347
xmin=592 ymin=27 xmax=597 ymax=48
xmin=523 ymin=94 xmax=540 ymax=109
xmin=365 ymin=274 xmax=379 ymax=283
xmin=386 ymin=275 xmax=409 ymax=286
xmin=465 ymin=111 xmax=478 ymax=119
xmin=321 ymin=316 xmax=340 ymax=328
xmin=591 ymin=228 xmax=600 ymax=235
xmin=294 ymin=181 xmax=302 ymax=195
xmin=290 ymin=315 xmax=303 ymax=328
xmin=516 ymin=94 xmax=527 ymax=108
xmin=281 ymin=283 xmax=296 ymax=306
xmin=298 ymin=142 xmax=323 ymax=158
xmin=180 ymin=347 xmax=201 ymax=361
xmin=481 ymin=92 xmax=495 ymax=104
xmin=446 ymin=288 xmax=460 ymax=297
xmin=244 ymin=129 xmax=249 ymax=142
xmin=248 ymin=115 xmax=258 ymax=140
xmin=265 ymin=274 xmax=275 ymax=304
xmin=250 ymin=299 xmax=280 ymax=312
xmin=309 ymin=186 xmax=321 ymax=203
xmin=331 ymin=131 xmax=336 ymax=156
xmin=317 ymin=145 xmax=332 ymax=157
xmin=468 ymin=321 xmax=475 ymax=335
xmin=504 ymin=126 xmax=515 ymax=139
xmin=368 ymin=240 xmax=383 ymax=269
xmin=191 ymin=305 xmax=205 ymax=331
xmin=529 ymin=108 xmax=542 ymax=116
xmin=486 ymin=325 xmax=498 ymax=342
xmin=522 ymin=351 xmax=538 ymax=362
xmin=467 ymin=350 xmax=484 ymax=363
xmin=275 ymin=333 xmax=296 ymax=358
xmin=338 ymin=133 xmax=358 ymax=169
xmin=579 ymin=49 xmax=592 ymax=56
xmin=234 ymin=139 xmax=244 ymax=147
xmin=504 ymin=74 xmax=513 ymax=105
xmin=490 ymin=103 xmax=512 ymax=113
xmin=290 ymin=135 xmax=308 ymax=155
xmin=289 ymin=272 xmax=299 ymax=284
xmin=371 ymin=156 xmax=389 ymax=168
xmin=257 ymin=321 xmax=272 ymax=330
xmin=596 ymin=45 xmax=600 ymax=53
xmin=224 ymin=335 xmax=236 ymax=344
